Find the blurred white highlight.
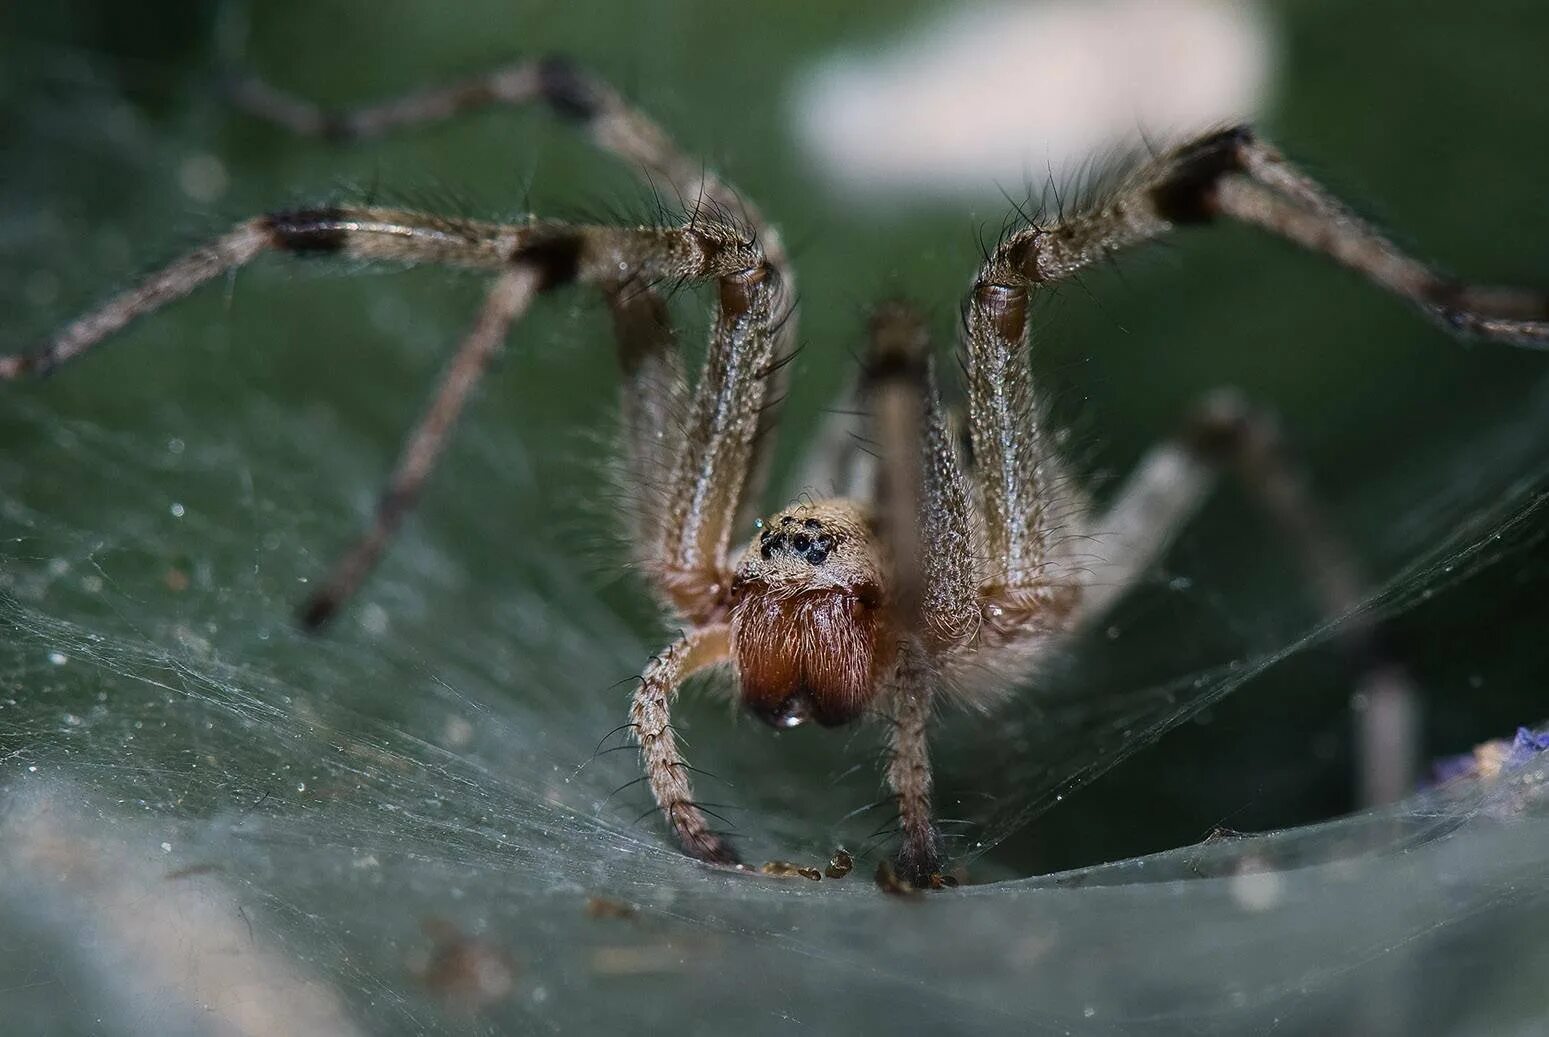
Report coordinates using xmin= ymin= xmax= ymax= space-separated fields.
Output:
xmin=791 ymin=0 xmax=1275 ymax=205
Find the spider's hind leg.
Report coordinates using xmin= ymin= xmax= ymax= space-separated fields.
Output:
xmin=1083 ymin=389 xmax=1419 ymax=805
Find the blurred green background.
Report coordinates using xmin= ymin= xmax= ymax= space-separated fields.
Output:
xmin=3 ymin=0 xmax=1548 ymax=880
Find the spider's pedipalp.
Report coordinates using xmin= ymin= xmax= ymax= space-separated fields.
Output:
xmin=631 ymin=626 xmax=739 ymax=867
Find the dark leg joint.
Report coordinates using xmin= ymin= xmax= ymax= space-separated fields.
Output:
xmin=511 ymin=233 xmax=583 ymax=291
xmin=1423 ymin=278 xmax=1549 ymax=329
xmin=377 ymin=484 xmax=420 ymax=528
xmin=971 ymin=282 xmax=1029 ymax=342
xmin=536 ymin=55 xmax=603 ymax=122
xmin=1150 ymin=125 xmax=1255 ymax=225
xmin=717 ymin=264 xmax=771 ymax=315
xmin=262 ymin=208 xmax=350 ymax=254
xmin=861 ymin=301 xmax=930 ymax=388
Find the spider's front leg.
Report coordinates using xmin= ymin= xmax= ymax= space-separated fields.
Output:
xmin=863 ymin=304 xmax=979 ymax=886
xmin=620 ymin=246 xmax=783 ymax=865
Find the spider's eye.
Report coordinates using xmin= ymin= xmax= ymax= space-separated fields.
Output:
xmin=779 ymin=516 xmax=795 ymax=526
xmin=802 ymin=518 xmax=822 ymax=529
xmin=791 ymin=533 xmax=811 ymax=552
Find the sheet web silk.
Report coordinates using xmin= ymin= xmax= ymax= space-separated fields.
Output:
xmin=3 ymin=351 xmax=1548 ymax=1036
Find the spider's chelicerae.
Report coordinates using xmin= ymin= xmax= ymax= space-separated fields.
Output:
xmin=6 ymin=59 xmax=1548 ymax=886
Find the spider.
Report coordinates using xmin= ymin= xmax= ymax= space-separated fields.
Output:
xmin=5 ymin=58 xmax=1547 ymax=887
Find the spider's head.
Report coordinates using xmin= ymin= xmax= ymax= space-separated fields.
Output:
xmin=729 ymin=501 xmax=895 ymax=729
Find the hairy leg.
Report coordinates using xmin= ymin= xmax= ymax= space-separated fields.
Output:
xmin=861 ymin=303 xmax=979 ymax=882
xmin=884 ymin=644 xmax=944 ymax=886
xmin=864 ymin=304 xmax=980 ymax=646
xmin=963 ymin=124 xmax=1548 ymax=640
xmin=228 ymin=56 xmax=789 ymax=273
xmin=3 ymin=209 xmax=770 ymax=624
xmin=231 ymin=55 xmax=798 ymax=528
xmin=630 ymin=626 xmax=738 ymax=865
xmin=0 ymin=209 xmax=760 ymax=377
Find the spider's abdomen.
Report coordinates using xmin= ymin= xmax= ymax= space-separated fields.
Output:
xmin=730 ymin=584 xmax=892 ymax=729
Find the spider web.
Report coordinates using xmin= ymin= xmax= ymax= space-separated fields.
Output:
xmin=6 ymin=15 xmax=1549 ymax=1037
xmin=4 ymin=338 xmax=1549 ymax=1035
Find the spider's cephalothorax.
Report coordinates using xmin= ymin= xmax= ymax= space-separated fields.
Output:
xmin=6 ymin=56 xmax=1546 ymax=887
xmin=731 ymin=503 xmax=891 ymax=729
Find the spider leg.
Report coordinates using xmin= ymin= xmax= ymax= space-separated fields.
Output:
xmin=630 ymin=626 xmax=739 ymax=865
xmin=1 ymin=209 xmax=757 ymax=377
xmin=1218 ymin=139 xmax=1549 ymax=345
xmin=1076 ymin=442 xmax=1212 ymax=623
xmin=1085 ymin=390 xmax=1419 ymax=804
xmin=299 ymin=266 xmax=541 ymax=627
xmin=861 ymin=303 xmax=978 ymax=884
xmin=883 ymin=644 xmax=943 ymax=887
xmin=4 ymin=208 xmax=772 ymax=624
xmin=983 ymin=126 xmax=1549 ymax=347
xmin=611 ymin=261 xmax=780 ymax=859
xmin=1 ymin=221 xmax=269 ymax=379
xmin=964 ymin=123 xmax=1549 ymax=633
xmin=230 ymin=56 xmax=798 ymax=527
xmin=645 ymin=260 xmax=781 ymax=622
xmin=864 ymin=303 xmax=980 ymax=648
xmin=227 ymin=57 xmax=786 ymax=268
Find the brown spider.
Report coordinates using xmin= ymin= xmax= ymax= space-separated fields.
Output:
xmin=5 ymin=58 xmax=1547 ymax=887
